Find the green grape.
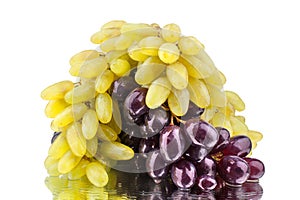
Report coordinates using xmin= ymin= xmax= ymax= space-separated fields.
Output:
xmin=128 ymin=43 xmax=149 ymax=61
xmin=90 ymin=28 xmax=120 ymax=44
xmin=158 ymin=43 xmax=180 ymax=64
xmin=108 ymin=100 xmax=122 ymax=134
xmin=168 ymin=88 xmax=190 ymax=116
xmin=121 ymin=23 xmax=158 ymax=39
xmin=135 ymin=61 xmax=165 ymax=85
xmin=95 ymin=93 xmax=113 ymax=124
xmin=178 ymin=36 xmax=204 ymax=55
xmin=48 ymin=133 xmax=70 ymax=159
xmin=114 ymin=34 xmax=133 ymax=50
xmin=247 ymin=130 xmax=263 ymax=143
xmin=105 ymin=50 xmax=127 ymax=63
xmin=69 ymin=50 xmax=99 ymax=76
xmin=235 ymin=115 xmax=246 ymax=123
xmin=100 ymin=36 xmax=118 ymax=52
xmin=179 ymin=55 xmax=214 ymax=79
xmin=203 ymin=70 xmax=225 ymax=88
xmin=78 ymin=56 xmax=108 ymax=78
xmin=44 ymin=99 xmax=69 ymax=118
xmin=138 ymin=36 xmax=164 ymax=56
xmin=52 ymin=103 xmax=88 ymax=128
xmin=206 ymin=83 xmax=226 ymax=107
xmin=82 ymin=109 xmax=99 ymax=140
xmin=64 ymin=81 xmax=96 ymax=104
xmin=225 ymin=91 xmax=245 ymax=111
xmin=166 ymin=62 xmax=188 ymax=90
xmin=44 ymin=156 xmax=60 ymax=176
xmin=58 ymin=150 xmax=81 ymax=174
xmin=145 ymin=76 xmax=172 ymax=109
xmin=161 ymin=23 xmax=181 ymax=42
xmin=101 ymin=20 xmax=126 ymax=30
xmin=97 ymin=124 xmax=118 ymax=142
xmin=86 ymin=136 xmax=98 ymax=158
xmin=110 ymin=59 xmax=131 ymax=77
xmin=41 ymin=81 xmax=74 ymax=100
xmin=68 ymin=159 xmax=90 ymax=180
xmin=230 ymin=116 xmax=248 ymax=135
xmin=99 ymin=142 xmax=134 ymax=160
xmin=66 ymin=123 xmax=87 ymax=157
xmin=211 ymin=112 xmax=233 ymax=134
xmin=86 ymin=162 xmax=109 ymax=188
xmin=187 ymin=77 xmax=210 ymax=108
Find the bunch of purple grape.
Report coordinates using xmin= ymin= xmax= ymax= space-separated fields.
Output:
xmin=112 ymin=74 xmax=265 ymax=192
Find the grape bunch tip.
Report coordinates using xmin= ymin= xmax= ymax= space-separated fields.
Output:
xmin=41 ymin=20 xmax=265 ymax=195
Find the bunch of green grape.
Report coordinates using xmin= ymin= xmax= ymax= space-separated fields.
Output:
xmin=41 ymin=20 xmax=263 ymax=188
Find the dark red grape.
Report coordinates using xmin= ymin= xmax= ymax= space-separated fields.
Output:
xmin=146 ymin=150 xmax=169 ymax=184
xmin=181 ymin=101 xmax=204 ymax=120
xmin=195 ymin=175 xmax=217 ymax=191
xmin=51 ymin=132 xmax=61 ymax=144
xmin=194 ymin=156 xmax=216 ymax=177
xmin=140 ymin=107 xmax=170 ymax=137
xmin=159 ymin=125 xmax=186 ymax=162
xmin=184 ymin=144 xmax=209 ymax=162
xmin=171 ymin=159 xmax=197 ymax=190
xmin=222 ymin=135 xmax=252 ymax=157
xmin=112 ymin=76 xmax=138 ymax=101
xmin=184 ymin=119 xmax=219 ymax=149
xmin=218 ymin=155 xmax=250 ymax=186
xmin=139 ymin=135 xmax=160 ymax=157
xmin=244 ymin=158 xmax=265 ymax=181
xmin=210 ymin=127 xmax=230 ymax=154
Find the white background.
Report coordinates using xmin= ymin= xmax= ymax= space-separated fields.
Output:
xmin=0 ymin=0 xmax=299 ymax=199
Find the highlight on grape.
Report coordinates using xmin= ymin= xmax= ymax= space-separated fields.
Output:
xmin=41 ymin=20 xmax=265 ymax=193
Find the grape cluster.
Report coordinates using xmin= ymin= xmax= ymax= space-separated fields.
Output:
xmin=41 ymin=20 xmax=265 ymax=190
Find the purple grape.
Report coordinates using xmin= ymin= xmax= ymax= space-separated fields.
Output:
xmin=218 ymin=155 xmax=250 ymax=186
xmin=195 ymin=175 xmax=217 ymax=191
xmin=210 ymin=127 xmax=230 ymax=154
xmin=140 ymin=107 xmax=170 ymax=137
xmin=244 ymin=158 xmax=265 ymax=181
xmin=194 ymin=156 xmax=216 ymax=177
xmin=146 ymin=150 xmax=169 ymax=184
xmin=181 ymin=101 xmax=204 ymax=120
xmin=184 ymin=144 xmax=209 ymax=162
xmin=222 ymin=135 xmax=252 ymax=157
xmin=139 ymin=135 xmax=160 ymax=157
xmin=112 ymin=76 xmax=138 ymax=101
xmin=119 ymin=131 xmax=141 ymax=153
xmin=171 ymin=160 xmax=197 ymax=190
xmin=159 ymin=125 xmax=186 ymax=162
xmin=51 ymin=132 xmax=61 ymax=144
xmin=124 ymin=87 xmax=149 ymax=123
xmin=184 ymin=119 xmax=219 ymax=149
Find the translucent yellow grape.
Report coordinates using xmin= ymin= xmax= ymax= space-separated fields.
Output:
xmin=178 ymin=36 xmax=204 ymax=55
xmin=86 ymin=136 xmax=98 ymax=158
xmin=115 ymin=34 xmax=133 ymax=50
xmin=110 ymin=59 xmax=130 ymax=76
xmin=66 ymin=123 xmax=87 ymax=157
xmin=52 ymin=103 xmax=88 ymax=128
xmin=69 ymin=50 xmax=99 ymax=76
xmin=95 ymin=93 xmax=113 ymax=124
xmin=166 ymin=62 xmax=188 ymax=90
xmin=44 ymin=99 xmax=69 ymax=118
xmin=108 ymin=100 xmax=122 ymax=134
xmin=235 ymin=115 xmax=246 ymax=123
xmin=57 ymin=189 xmax=84 ymax=200
xmin=161 ymin=23 xmax=181 ymax=42
xmin=58 ymin=150 xmax=81 ymax=174
xmin=121 ymin=23 xmax=158 ymax=39
xmin=187 ymin=77 xmax=210 ymax=108
xmin=91 ymin=28 xmax=120 ymax=44
xmin=201 ymin=106 xmax=217 ymax=122
xmin=179 ymin=55 xmax=214 ymax=79
xmin=105 ymin=50 xmax=127 ymax=63
xmin=135 ymin=61 xmax=165 ymax=85
xmin=247 ymin=130 xmax=263 ymax=143
xmin=99 ymin=142 xmax=134 ymax=160
xmin=128 ymin=44 xmax=149 ymax=61
xmin=48 ymin=133 xmax=70 ymax=159
xmin=211 ymin=112 xmax=233 ymax=133
xmin=82 ymin=109 xmax=99 ymax=140
xmin=100 ymin=36 xmax=118 ymax=52
xmin=158 ymin=43 xmax=180 ymax=64
xmin=68 ymin=159 xmax=90 ymax=180
xmin=206 ymin=83 xmax=226 ymax=107
xmin=44 ymin=156 xmax=60 ymax=176
xmin=146 ymin=76 xmax=172 ymax=109
xmin=101 ymin=20 xmax=126 ymax=30
xmin=225 ymin=91 xmax=246 ymax=111
xmin=168 ymin=88 xmax=190 ymax=116
xmin=97 ymin=124 xmax=118 ymax=142
xmin=64 ymin=81 xmax=96 ymax=104
xmin=86 ymin=162 xmax=109 ymax=187
xmin=78 ymin=56 xmax=108 ymax=78
xmin=138 ymin=36 xmax=164 ymax=56
xmin=41 ymin=81 xmax=74 ymax=100
xmin=230 ymin=116 xmax=248 ymax=135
